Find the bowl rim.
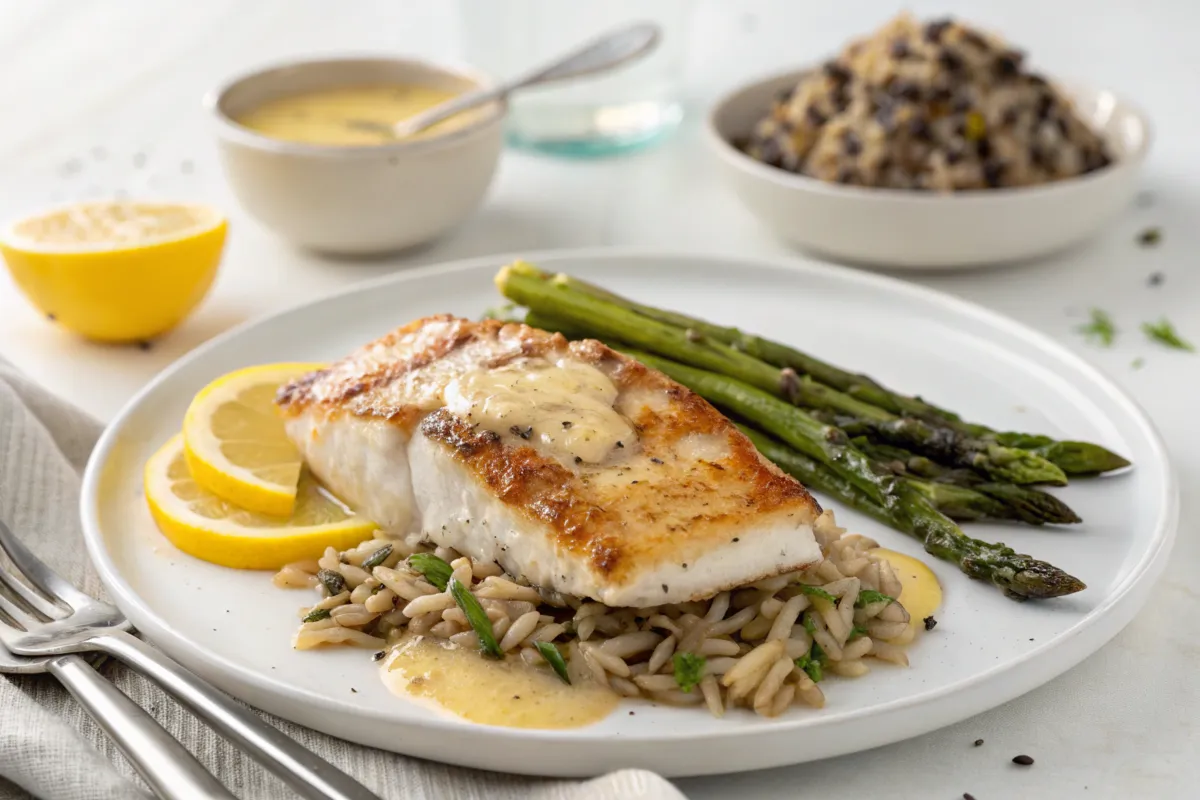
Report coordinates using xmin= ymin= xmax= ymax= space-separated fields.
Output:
xmin=705 ymin=66 xmax=1154 ymax=203
xmin=203 ymin=53 xmax=507 ymax=158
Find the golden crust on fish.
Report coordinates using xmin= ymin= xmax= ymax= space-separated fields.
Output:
xmin=277 ymin=316 xmax=824 ymax=605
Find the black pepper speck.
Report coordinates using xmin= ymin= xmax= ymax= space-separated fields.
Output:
xmin=974 ymin=738 xmax=984 ymax=747
xmin=1138 ymin=227 xmax=1162 ymax=247
xmin=1148 ymin=272 xmax=1164 ymax=287
xmin=923 ymin=616 xmax=938 ymax=631
xmin=1012 ymin=754 xmax=1034 ymax=766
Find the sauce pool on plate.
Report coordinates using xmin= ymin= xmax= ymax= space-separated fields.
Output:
xmin=235 ymin=85 xmax=478 ymax=146
xmin=381 ymin=635 xmax=617 ymax=729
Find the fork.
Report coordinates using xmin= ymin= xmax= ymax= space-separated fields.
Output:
xmin=0 ymin=522 xmax=381 ymax=800
xmin=0 ymin=644 xmax=234 ymax=799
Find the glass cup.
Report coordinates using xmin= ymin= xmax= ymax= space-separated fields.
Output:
xmin=458 ymin=0 xmax=692 ymax=157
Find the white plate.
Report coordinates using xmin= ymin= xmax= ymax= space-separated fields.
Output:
xmin=81 ymin=250 xmax=1177 ymax=778
xmin=707 ymin=70 xmax=1151 ymax=269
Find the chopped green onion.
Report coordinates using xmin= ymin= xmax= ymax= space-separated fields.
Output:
xmin=362 ymin=544 xmax=393 ymax=570
xmin=302 ymin=607 xmax=331 ymax=623
xmin=672 ymin=652 xmax=706 ymax=693
xmin=855 ymin=589 xmax=895 ymax=608
xmin=534 ymin=641 xmax=571 ymax=684
xmin=316 ymin=569 xmax=346 ymax=596
xmin=407 ymin=553 xmax=453 ymax=591
xmin=448 ymin=577 xmax=501 ymax=658
xmin=799 ymin=585 xmax=837 ymax=604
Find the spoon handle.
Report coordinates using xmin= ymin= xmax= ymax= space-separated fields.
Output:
xmin=395 ymin=21 xmax=660 ymax=137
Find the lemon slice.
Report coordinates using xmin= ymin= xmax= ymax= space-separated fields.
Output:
xmin=0 ymin=201 xmax=226 ymax=342
xmin=183 ymin=363 xmax=324 ymax=517
xmin=145 ymin=435 xmax=377 ymax=569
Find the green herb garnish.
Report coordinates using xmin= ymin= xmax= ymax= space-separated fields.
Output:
xmin=302 ymin=607 xmax=331 ymax=623
xmin=848 ymin=625 xmax=869 ymax=640
xmin=794 ymin=651 xmax=824 ymax=683
xmin=855 ymin=589 xmax=895 ymax=608
xmin=672 ymin=651 xmax=707 ymax=693
xmin=316 ymin=568 xmax=346 ymax=596
xmin=802 ymin=614 xmax=816 ymax=635
xmin=799 ymin=585 xmax=837 ymax=604
xmin=448 ymin=577 xmax=502 ymax=658
xmin=1078 ymin=308 xmax=1117 ymax=347
xmin=1142 ymin=318 xmax=1195 ymax=352
xmin=407 ymin=553 xmax=453 ymax=591
xmin=361 ymin=544 xmax=393 ymax=570
xmin=534 ymin=641 xmax=571 ymax=684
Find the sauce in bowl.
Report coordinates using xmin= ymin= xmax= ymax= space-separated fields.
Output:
xmin=235 ymin=84 xmax=479 ymax=146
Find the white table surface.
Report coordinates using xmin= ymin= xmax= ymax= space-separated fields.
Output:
xmin=1 ymin=1 xmax=1196 ymax=797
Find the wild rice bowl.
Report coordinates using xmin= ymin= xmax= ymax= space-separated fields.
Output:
xmin=275 ymin=509 xmax=914 ymax=719
xmin=742 ymin=13 xmax=1112 ymax=191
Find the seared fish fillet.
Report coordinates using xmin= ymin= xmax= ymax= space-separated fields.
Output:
xmin=276 ymin=316 xmax=822 ymax=607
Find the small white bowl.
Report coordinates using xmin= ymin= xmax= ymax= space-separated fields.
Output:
xmin=206 ymin=57 xmax=505 ymax=255
xmin=707 ymin=70 xmax=1151 ymax=269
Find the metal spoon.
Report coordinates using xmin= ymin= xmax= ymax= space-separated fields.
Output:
xmin=350 ymin=21 xmax=661 ymax=140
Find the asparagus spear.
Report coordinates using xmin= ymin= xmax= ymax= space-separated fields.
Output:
xmin=499 ymin=268 xmax=1067 ymax=486
xmin=514 ymin=262 xmax=1130 ymax=476
xmin=852 ymin=439 xmax=1082 ymax=525
xmin=740 ymin=424 xmax=1012 ymax=522
xmin=624 ymin=349 xmax=1085 ymax=600
xmin=784 ymin=371 xmax=1067 ymax=486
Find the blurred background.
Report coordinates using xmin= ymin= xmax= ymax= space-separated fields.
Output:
xmin=0 ymin=0 xmax=1192 ymax=420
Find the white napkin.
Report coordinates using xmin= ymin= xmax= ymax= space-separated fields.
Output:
xmin=0 ymin=360 xmax=686 ymax=800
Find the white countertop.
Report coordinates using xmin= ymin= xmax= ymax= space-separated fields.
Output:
xmin=1 ymin=1 xmax=1196 ymax=797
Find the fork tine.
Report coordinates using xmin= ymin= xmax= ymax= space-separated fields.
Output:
xmin=0 ymin=521 xmax=95 ymax=609
xmin=0 ymin=568 xmax=61 ymax=619
xmin=0 ymin=588 xmax=35 ymax=632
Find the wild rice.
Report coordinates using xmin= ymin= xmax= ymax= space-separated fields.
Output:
xmin=278 ymin=511 xmax=916 ymax=719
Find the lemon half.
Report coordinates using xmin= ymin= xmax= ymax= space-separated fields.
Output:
xmin=145 ymin=434 xmax=376 ymax=569
xmin=183 ymin=363 xmax=323 ymax=517
xmin=0 ymin=201 xmax=226 ymax=342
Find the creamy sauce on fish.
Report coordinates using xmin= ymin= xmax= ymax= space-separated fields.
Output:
xmin=443 ymin=358 xmax=635 ymax=464
xmin=380 ymin=635 xmax=616 ymax=729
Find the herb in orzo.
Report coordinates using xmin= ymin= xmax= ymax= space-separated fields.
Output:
xmin=1142 ymin=318 xmax=1194 ymax=352
xmin=534 ymin=642 xmax=571 ymax=684
xmin=856 ymin=589 xmax=894 ymax=607
xmin=361 ymin=544 xmax=392 ymax=569
xmin=317 ymin=568 xmax=346 ymax=596
xmin=449 ymin=577 xmax=502 ymax=658
xmin=800 ymin=584 xmax=837 ymax=603
xmin=1078 ymin=308 xmax=1116 ymax=346
xmin=302 ymin=607 xmax=331 ymax=623
xmin=672 ymin=652 xmax=706 ymax=692
xmin=406 ymin=553 xmax=452 ymax=591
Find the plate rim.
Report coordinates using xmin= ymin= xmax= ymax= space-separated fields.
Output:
xmin=79 ymin=247 xmax=1179 ymax=756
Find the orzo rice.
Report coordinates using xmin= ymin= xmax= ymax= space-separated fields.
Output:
xmin=277 ymin=510 xmax=913 ymax=719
